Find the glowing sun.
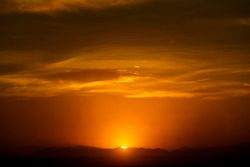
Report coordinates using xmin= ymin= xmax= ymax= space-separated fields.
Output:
xmin=120 ymin=146 xmax=128 ymax=150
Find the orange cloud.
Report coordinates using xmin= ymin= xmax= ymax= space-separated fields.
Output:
xmin=2 ymin=0 xmax=148 ymax=13
xmin=0 ymin=46 xmax=250 ymax=99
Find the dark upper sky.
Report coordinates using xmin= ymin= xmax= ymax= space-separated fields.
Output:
xmin=0 ymin=0 xmax=250 ymax=149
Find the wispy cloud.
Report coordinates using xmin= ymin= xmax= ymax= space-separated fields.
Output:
xmin=0 ymin=48 xmax=249 ymax=99
xmin=1 ymin=0 xmax=148 ymax=13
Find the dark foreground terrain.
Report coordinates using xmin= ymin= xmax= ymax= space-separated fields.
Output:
xmin=1 ymin=144 xmax=249 ymax=167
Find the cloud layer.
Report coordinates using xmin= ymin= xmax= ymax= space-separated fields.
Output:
xmin=0 ymin=0 xmax=250 ymax=99
xmin=0 ymin=47 xmax=249 ymax=99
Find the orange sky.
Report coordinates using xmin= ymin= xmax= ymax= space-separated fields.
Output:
xmin=0 ymin=0 xmax=250 ymax=150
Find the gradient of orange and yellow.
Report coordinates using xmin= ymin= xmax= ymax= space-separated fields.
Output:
xmin=0 ymin=0 xmax=250 ymax=151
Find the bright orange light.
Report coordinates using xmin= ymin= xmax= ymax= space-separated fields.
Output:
xmin=120 ymin=146 xmax=128 ymax=150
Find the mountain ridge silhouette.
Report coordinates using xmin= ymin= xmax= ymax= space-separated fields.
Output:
xmin=1 ymin=144 xmax=250 ymax=166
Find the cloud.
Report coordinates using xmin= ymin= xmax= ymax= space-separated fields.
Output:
xmin=0 ymin=0 xmax=250 ymax=99
xmin=1 ymin=0 xmax=250 ymax=55
xmin=38 ymin=69 xmax=136 ymax=82
xmin=237 ymin=18 xmax=250 ymax=26
xmin=0 ymin=51 xmax=249 ymax=99
xmin=1 ymin=0 xmax=148 ymax=13
xmin=0 ymin=64 xmax=27 ymax=74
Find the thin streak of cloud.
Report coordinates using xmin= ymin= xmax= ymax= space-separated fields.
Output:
xmin=0 ymin=69 xmax=250 ymax=98
xmin=1 ymin=0 xmax=148 ymax=13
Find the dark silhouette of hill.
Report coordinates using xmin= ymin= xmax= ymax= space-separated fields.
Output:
xmin=1 ymin=144 xmax=250 ymax=166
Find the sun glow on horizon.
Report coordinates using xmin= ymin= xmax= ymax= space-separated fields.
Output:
xmin=120 ymin=146 xmax=128 ymax=150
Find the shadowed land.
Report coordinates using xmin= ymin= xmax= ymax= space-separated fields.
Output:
xmin=1 ymin=144 xmax=249 ymax=167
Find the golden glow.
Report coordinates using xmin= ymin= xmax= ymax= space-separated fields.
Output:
xmin=120 ymin=146 xmax=128 ymax=150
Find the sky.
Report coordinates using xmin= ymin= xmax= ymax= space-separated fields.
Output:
xmin=0 ymin=0 xmax=250 ymax=150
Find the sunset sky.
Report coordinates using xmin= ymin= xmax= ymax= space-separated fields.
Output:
xmin=0 ymin=0 xmax=250 ymax=150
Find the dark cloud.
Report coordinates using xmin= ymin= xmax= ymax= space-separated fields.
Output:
xmin=0 ymin=0 xmax=250 ymax=56
xmin=39 ymin=69 xmax=135 ymax=82
xmin=0 ymin=64 xmax=27 ymax=74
